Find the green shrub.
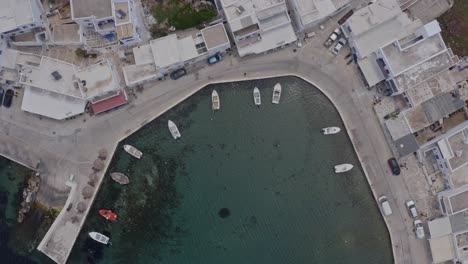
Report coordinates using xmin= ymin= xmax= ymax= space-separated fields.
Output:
xmin=152 ymin=0 xmax=216 ymax=30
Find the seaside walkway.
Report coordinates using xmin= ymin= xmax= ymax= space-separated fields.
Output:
xmin=0 ymin=34 xmax=431 ymax=264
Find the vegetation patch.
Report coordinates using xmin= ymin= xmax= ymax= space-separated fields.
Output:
xmin=151 ymin=0 xmax=216 ymax=36
xmin=439 ymin=0 xmax=468 ymax=57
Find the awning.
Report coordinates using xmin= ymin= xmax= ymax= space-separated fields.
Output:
xmin=90 ymin=91 xmax=127 ymax=114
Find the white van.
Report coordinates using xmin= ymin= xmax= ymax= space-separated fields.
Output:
xmin=378 ymin=196 xmax=393 ymax=216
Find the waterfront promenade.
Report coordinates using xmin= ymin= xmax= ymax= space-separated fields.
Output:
xmin=0 ymin=37 xmax=430 ymax=263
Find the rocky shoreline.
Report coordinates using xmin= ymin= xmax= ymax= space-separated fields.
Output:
xmin=17 ymin=172 xmax=41 ymax=223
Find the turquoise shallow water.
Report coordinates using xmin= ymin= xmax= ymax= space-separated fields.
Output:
xmin=1 ymin=76 xmax=392 ymax=264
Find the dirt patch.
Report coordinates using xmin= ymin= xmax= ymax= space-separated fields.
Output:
xmin=439 ymin=0 xmax=468 ymax=57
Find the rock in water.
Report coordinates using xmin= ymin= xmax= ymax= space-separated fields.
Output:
xmin=218 ymin=208 xmax=230 ymax=218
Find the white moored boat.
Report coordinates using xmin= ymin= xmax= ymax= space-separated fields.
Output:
xmin=110 ymin=172 xmax=130 ymax=185
xmin=334 ymin=164 xmax=354 ymax=173
xmin=322 ymin=127 xmax=341 ymax=135
xmin=253 ymin=87 xmax=261 ymax=106
xmin=123 ymin=145 xmax=142 ymax=159
xmin=168 ymin=120 xmax=181 ymax=139
xmin=212 ymin=90 xmax=220 ymax=110
xmin=89 ymin=232 xmax=110 ymax=245
xmin=272 ymin=83 xmax=281 ymax=104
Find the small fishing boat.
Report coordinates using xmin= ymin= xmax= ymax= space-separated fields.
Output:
xmin=334 ymin=164 xmax=354 ymax=173
xmin=168 ymin=120 xmax=181 ymax=139
xmin=110 ymin=172 xmax=129 ymax=185
xmin=89 ymin=232 xmax=110 ymax=245
xmin=212 ymin=90 xmax=220 ymax=110
xmin=322 ymin=127 xmax=341 ymax=135
xmin=99 ymin=209 xmax=117 ymax=221
xmin=253 ymin=87 xmax=261 ymax=106
xmin=123 ymin=145 xmax=142 ymax=159
xmin=272 ymin=83 xmax=281 ymax=104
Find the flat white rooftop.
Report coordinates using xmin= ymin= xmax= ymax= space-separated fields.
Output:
xmin=0 ymin=0 xmax=35 ymax=33
xmin=19 ymin=57 xmax=118 ymax=99
xmin=71 ymin=0 xmax=113 ymax=19
xmin=20 ymin=57 xmax=82 ymax=98
xmin=21 ymin=86 xmax=87 ymax=120
xmin=150 ymin=34 xmax=199 ymax=69
xmin=76 ymin=61 xmax=118 ymax=98
xmin=293 ymin=0 xmax=349 ymax=26
xmin=382 ymin=33 xmax=446 ymax=76
xmin=238 ymin=23 xmax=297 ymax=56
xmin=123 ymin=63 xmax=158 ymax=86
xmin=133 ymin=45 xmax=153 ymax=66
xmin=346 ymin=0 xmax=400 ymax=37
xmin=201 ymin=23 xmax=230 ymax=50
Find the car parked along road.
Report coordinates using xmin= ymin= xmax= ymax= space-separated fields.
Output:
xmin=3 ymin=89 xmax=14 ymax=108
xmin=170 ymin=68 xmax=187 ymax=80
xmin=388 ymin=157 xmax=401 ymax=175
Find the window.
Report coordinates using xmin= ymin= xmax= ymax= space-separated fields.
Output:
xmin=435 ymin=154 xmax=439 ymax=159
xmin=23 ymin=26 xmax=27 ymax=29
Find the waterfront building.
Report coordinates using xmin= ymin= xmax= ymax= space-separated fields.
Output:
xmin=16 ymin=54 xmax=126 ymax=120
xmin=218 ymin=0 xmax=297 ymax=57
xmin=71 ymin=0 xmax=141 ymax=46
xmin=287 ymin=0 xmax=350 ymax=32
xmin=123 ymin=23 xmax=231 ymax=86
xmin=428 ymin=186 xmax=468 ymax=263
xmin=342 ymin=0 xmax=468 ymax=160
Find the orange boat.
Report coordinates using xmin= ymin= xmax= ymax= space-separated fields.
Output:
xmin=99 ymin=209 xmax=117 ymax=221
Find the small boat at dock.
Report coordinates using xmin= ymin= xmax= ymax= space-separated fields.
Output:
xmin=123 ymin=145 xmax=142 ymax=159
xmin=110 ymin=172 xmax=130 ymax=185
xmin=89 ymin=232 xmax=110 ymax=245
xmin=334 ymin=164 xmax=353 ymax=173
xmin=253 ymin=87 xmax=261 ymax=106
xmin=168 ymin=120 xmax=181 ymax=139
xmin=212 ymin=90 xmax=220 ymax=110
xmin=99 ymin=209 xmax=117 ymax=221
xmin=322 ymin=127 xmax=341 ymax=135
xmin=272 ymin=83 xmax=281 ymax=104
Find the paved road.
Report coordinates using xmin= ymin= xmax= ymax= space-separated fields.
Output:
xmin=0 ymin=31 xmax=431 ymax=264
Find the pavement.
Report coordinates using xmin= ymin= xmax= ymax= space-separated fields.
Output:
xmin=0 ymin=7 xmax=436 ymax=264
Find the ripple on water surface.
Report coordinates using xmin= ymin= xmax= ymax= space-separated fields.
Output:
xmin=69 ymin=76 xmax=392 ymax=264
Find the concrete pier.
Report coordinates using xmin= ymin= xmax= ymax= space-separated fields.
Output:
xmin=0 ymin=35 xmax=431 ymax=263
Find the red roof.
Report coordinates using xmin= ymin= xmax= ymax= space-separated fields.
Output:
xmin=91 ymin=92 xmax=127 ymax=114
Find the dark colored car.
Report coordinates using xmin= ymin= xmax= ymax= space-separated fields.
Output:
xmin=0 ymin=87 xmax=4 ymax=106
xmin=388 ymin=158 xmax=401 ymax=175
xmin=3 ymin=89 xmax=14 ymax=108
xmin=170 ymin=68 xmax=187 ymax=80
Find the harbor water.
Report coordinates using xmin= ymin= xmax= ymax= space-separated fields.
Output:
xmin=2 ymin=76 xmax=393 ymax=263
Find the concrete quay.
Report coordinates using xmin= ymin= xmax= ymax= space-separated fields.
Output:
xmin=0 ymin=23 xmax=432 ymax=264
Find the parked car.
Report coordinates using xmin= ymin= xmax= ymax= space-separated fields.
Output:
xmin=378 ymin=196 xmax=392 ymax=216
xmin=406 ymin=200 xmax=418 ymax=218
xmin=414 ymin=220 xmax=425 ymax=239
xmin=0 ymin=87 xmax=4 ymax=106
xmin=170 ymin=68 xmax=187 ymax=80
xmin=324 ymin=28 xmax=341 ymax=47
xmin=332 ymin=38 xmax=347 ymax=55
xmin=388 ymin=158 xmax=401 ymax=175
xmin=207 ymin=53 xmax=223 ymax=65
xmin=3 ymin=89 xmax=14 ymax=108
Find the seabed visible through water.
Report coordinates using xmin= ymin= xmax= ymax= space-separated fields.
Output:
xmin=2 ymin=76 xmax=393 ymax=264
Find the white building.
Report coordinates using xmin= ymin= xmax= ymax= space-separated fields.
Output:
xmin=288 ymin=0 xmax=350 ymax=31
xmin=0 ymin=0 xmax=44 ymax=37
xmin=71 ymin=0 xmax=141 ymax=46
xmin=17 ymin=56 xmax=126 ymax=119
xmin=219 ymin=0 xmax=297 ymax=57
xmin=123 ymin=23 xmax=231 ymax=86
